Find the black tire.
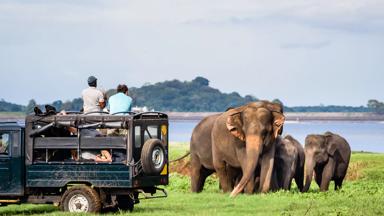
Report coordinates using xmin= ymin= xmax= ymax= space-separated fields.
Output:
xmin=60 ymin=185 xmax=101 ymax=213
xmin=116 ymin=195 xmax=134 ymax=212
xmin=141 ymin=139 xmax=166 ymax=175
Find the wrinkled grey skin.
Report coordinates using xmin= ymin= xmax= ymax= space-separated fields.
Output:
xmin=190 ymin=114 xmax=220 ymax=192
xmin=273 ymin=135 xmax=305 ymax=191
xmin=303 ymin=132 xmax=351 ymax=192
xmin=190 ymin=101 xmax=284 ymax=195
xmin=211 ymin=102 xmax=285 ymax=197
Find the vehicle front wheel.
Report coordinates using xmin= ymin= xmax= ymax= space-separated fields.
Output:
xmin=60 ymin=185 xmax=101 ymax=213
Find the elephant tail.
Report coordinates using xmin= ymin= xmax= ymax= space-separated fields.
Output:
xmin=170 ymin=151 xmax=191 ymax=163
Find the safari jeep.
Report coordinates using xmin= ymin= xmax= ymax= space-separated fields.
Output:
xmin=0 ymin=111 xmax=168 ymax=213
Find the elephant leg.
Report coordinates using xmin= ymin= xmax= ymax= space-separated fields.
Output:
xmin=258 ymin=145 xmax=275 ymax=193
xmin=282 ymin=164 xmax=292 ymax=190
xmin=253 ymin=165 xmax=261 ymax=192
xmin=190 ymin=155 xmax=202 ymax=192
xmin=214 ymin=160 xmax=232 ymax=193
xmin=227 ymin=165 xmax=241 ymax=190
xmin=314 ymin=166 xmax=323 ymax=189
xmin=191 ymin=154 xmax=214 ymax=192
xmin=270 ymin=168 xmax=279 ymax=191
xmin=294 ymin=165 xmax=304 ymax=192
xmin=334 ymin=178 xmax=342 ymax=190
xmin=254 ymin=176 xmax=260 ymax=192
xmin=334 ymin=163 xmax=347 ymax=190
xmin=320 ymin=158 xmax=336 ymax=191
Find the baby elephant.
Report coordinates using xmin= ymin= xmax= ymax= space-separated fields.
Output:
xmin=273 ymin=135 xmax=305 ymax=191
xmin=303 ymin=132 xmax=351 ymax=192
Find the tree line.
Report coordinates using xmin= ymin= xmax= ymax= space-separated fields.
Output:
xmin=1 ymin=77 xmax=383 ymax=114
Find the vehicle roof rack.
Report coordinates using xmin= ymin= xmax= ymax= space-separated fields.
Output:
xmin=0 ymin=121 xmax=24 ymax=128
xmin=0 ymin=121 xmax=18 ymax=124
xmin=133 ymin=112 xmax=168 ymax=119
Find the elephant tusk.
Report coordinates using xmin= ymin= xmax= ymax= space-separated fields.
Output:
xmin=230 ymin=184 xmax=243 ymax=197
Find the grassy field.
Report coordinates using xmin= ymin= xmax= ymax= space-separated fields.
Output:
xmin=0 ymin=112 xmax=25 ymax=119
xmin=1 ymin=143 xmax=384 ymax=215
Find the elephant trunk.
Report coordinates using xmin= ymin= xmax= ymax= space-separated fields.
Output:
xmin=303 ymin=154 xmax=315 ymax=192
xmin=230 ymin=135 xmax=262 ymax=197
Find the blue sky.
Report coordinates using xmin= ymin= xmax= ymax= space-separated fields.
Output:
xmin=0 ymin=0 xmax=383 ymax=106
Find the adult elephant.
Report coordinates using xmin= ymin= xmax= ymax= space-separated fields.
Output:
xmin=211 ymin=101 xmax=285 ymax=197
xmin=190 ymin=101 xmax=284 ymax=193
xmin=303 ymin=132 xmax=351 ymax=192
xmin=274 ymin=135 xmax=305 ymax=191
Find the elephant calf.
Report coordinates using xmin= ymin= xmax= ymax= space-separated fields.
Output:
xmin=303 ymin=132 xmax=351 ymax=192
xmin=273 ymin=135 xmax=305 ymax=191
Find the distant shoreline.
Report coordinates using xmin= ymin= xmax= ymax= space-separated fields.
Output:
xmin=1 ymin=112 xmax=384 ymax=122
xmin=167 ymin=112 xmax=384 ymax=121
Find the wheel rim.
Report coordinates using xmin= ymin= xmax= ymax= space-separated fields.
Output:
xmin=152 ymin=146 xmax=164 ymax=169
xmin=68 ymin=194 xmax=89 ymax=212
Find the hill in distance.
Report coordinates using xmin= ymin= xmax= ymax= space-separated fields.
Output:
xmin=1 ymin=76 xmax=380 ymax=113
xmin=107 ymin=76 xmax=257 ymax=112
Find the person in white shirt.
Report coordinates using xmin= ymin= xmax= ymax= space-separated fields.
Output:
xmin=81 ymin=76 xmax=106 ymax=113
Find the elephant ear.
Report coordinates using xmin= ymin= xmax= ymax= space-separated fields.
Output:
xmin=326 ymin=135 xmax=337 ymax=156
xmin=226 ymin=108 xmax=245 ymax=141
xmin=272 ymin=112 xmax=285 ymax=139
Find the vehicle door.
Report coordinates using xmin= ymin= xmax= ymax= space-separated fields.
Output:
xmin=0 ymin=128 xmax=24 ymax=195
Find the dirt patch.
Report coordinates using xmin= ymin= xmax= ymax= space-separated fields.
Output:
xmin=170 ymin=157 xmax=191 ymax=176
xmin=170 ymin=157 xmax=368 ymax=181
xmin=345 ymin=161 xmax=368 ymax=181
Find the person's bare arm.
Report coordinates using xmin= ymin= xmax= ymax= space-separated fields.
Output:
xmin=95 ymin=150 xmax=112 ymax=162
xmin=98 ymin=90 xmax=107 ymax=110
xmin=99 ymin=101 xmax=106 ymax=109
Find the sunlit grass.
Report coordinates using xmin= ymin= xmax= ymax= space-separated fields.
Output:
xmin=1 ymin=143 xmax=384 ymax=215
xmin=0 ymin=112 xmax=25 ymax=118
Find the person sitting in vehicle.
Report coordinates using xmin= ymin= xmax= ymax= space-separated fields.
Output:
xmin=107 ymin=84 xmax=132 ymax=114
xmin=82 ymin=76 xmax=106 ymax=113
xmin=71 ymin=149 xmax=112 ymax=162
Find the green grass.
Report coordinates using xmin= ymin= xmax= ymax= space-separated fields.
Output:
xmin=168 ymin=142 xmax=189 ymax=161
xmin=0 ymin=112 xmax=25 ymax=118
xmin=1 ymin=143 xmax=384 ymax=215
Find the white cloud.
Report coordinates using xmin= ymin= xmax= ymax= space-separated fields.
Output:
xmin=0 ymin=0 xmax=383 ymax=106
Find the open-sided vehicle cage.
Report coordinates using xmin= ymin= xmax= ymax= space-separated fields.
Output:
xmin=24 ymin=111 xmax=169 ymax=180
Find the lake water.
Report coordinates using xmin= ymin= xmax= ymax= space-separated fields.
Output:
xmin=169 ymin=120 xmax=384 ymax=153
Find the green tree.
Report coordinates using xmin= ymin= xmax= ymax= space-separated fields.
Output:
xmin=128 ymin=76 xmax=260 ymax=112
xmin=367 ymin=99 xmax=384 ymax=114
xmin=0 ymin=99 xmax=25 ymax=112
xmin=272 ymin=99 xmax=283 ymax=106
xmin=25 ymin=99 xmax=37 ymax=114
xmin=192 ymin=76 xmax=209 ymax=86
xmin=71 ymin=98 xmax=83 ymax=111
xmin=52 ymin=100 xmax=63 ymax=111
xmin=61 ymin=100 xmax=72 ymax=111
